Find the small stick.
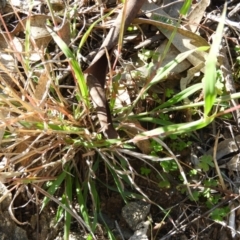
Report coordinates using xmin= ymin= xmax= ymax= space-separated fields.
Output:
xmin=213 ymin=131 xmax=226 ymax=190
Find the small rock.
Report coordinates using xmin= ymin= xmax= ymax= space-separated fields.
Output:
xmin=122 ymin=201 xmax=151 ymax=231
xmin=0 ymin=211 xmax=28 ymax=240
xmin=128 ymin=220 xmax=151 ymax=240
xmin=0 ymin=181 xmax=11 ymax=211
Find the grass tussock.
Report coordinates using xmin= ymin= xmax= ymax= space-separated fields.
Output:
xmin=1 ymin=0 xmax=240 ymax=239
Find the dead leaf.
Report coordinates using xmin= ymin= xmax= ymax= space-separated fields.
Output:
xmin=12 ymin=15 xmax=70 ymax=61
xmin=154 ymin=39 xmax=191 ymax=74
xmin=187 ymin=0 xmax=210 ymax=32
xmin=206 ymin=135 xmax=240 ymax=161
xmin=140 ymin=2 xmax=209 ymax=72
xmin=180 ymin=62 xmax=205 ymax=103
xmin=0 ymin=33 xmax=21 ymax=88
xmin=34 ymin=71 xmax=50 ymax=104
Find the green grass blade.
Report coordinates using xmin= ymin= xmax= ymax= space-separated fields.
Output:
xmin=46 ymin=26 xmax=89 ymax=107
xmin=204 ymin=3 xmax=226 ymax=116
xmin=78 ymin=8 xmax=116 ymax=51
xmin=180 ymin=0 xmax=192 ymax=16
xmin=158 ymin=83 xmax=203 ymax=109
xmin=97 ymin=212 xmax=116 ymax=240
xmin=34 ymin=183 xmax=96 ymax=238
xmin=151 ymin=47 xmax=208 ymax=87
xmin=130 ymin=116 xmax=214 ymax=141
xmin=64 ymin=173 xmax=73 ymax=240
xmin=40 ymin=171 xmax=66 ymax=212
xmin=76 ymin=178 xmax=91 ymax=227
xmin=106 ymin=164 xmax=128 ymax=203
xmin=56 ymin=202 xmax=64 ymax=223
xmin=135 ymin=117 xmax=173 ymax=126
xmin=133 ymin=46 xmax=208 ymax=108
xmin=88 ymin=180 xmax=99 ymax=230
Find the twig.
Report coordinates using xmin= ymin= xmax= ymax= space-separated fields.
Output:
xmin=228 ymin=3 xmax=240 ymax=18
xmin=213 ymin=131 xmax=226 ymax=190
xmin=206 ymin=13 xmax=240 ymax=31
